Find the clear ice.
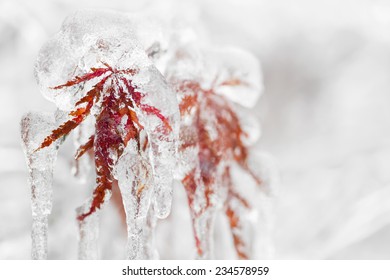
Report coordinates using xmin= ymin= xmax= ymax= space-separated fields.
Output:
xmin=29 ymin=10 xmax=179 ymax=260
xmin=22 ymin=8 xmax=272 ymax=260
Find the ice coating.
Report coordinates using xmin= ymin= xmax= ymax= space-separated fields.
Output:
xmin=29 ymin=9 xmax=179 ymax=259
xmin=165 ymin=45 xmax=263 ymax=108
xmin=20 ymin=112 xmax=59 ymax=259
xmin=22 ymin=8 xmax=270 ymax=260
xmin=204 ymin=47 xmax=263 ymax=108
xmin=167 ymin=44 xmax=264 ymax=259
xmin=130 ymin=3 xmax=203 ymax=74
xmin=35 ymin=10 xmax=138 ymax=111
xmin=35 ymin=10 xmax=178 ymax=216
xmin=35 ymin=9 xmax=194 ymax=111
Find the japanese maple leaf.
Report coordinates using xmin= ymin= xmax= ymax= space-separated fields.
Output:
xmin=35 ymin=63 xmax=172 ymax=221
xmin=177 ymin=79 xmax=261 ymax=259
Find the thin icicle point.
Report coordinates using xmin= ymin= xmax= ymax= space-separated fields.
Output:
xmin=20 ymin=112 xmax=59 ymax=260
xmin=76 ymin=202 xmax=100 ymax=260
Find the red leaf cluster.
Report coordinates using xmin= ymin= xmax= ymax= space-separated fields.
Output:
xmin=177 ymin=79 xmax=261 ymax=259
xmin=36 ymin=64 xmax=171 ymax=221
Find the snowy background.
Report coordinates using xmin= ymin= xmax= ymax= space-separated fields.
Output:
xmin=1 ymin=0 xmax=390 ymax=259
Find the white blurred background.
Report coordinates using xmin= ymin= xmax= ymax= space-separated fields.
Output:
xmin=1 ymin=0 xmax=390 ymax=259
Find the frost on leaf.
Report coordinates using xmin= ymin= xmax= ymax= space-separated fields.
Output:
xmin=167 ymin=45 xmax=263 ymax=259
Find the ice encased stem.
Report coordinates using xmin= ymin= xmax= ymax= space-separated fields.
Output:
xmin=21 ymin=112 xmax=59 ymax=260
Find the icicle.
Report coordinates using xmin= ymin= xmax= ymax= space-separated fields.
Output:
xmin=76 ymin=202 xmax=100 ymax=260
xmin=114 ymin=140 xmax=157 ymax=259
xmin=133 ymin=67 xmax=180 ymax=219
xmin=149 ymin=137 xmax=177 ymax=219
xmin=20 ymin=112 xmax=59 ymax=260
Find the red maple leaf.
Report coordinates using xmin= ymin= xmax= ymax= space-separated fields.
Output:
xmin=177 ymin=79 xmax=261 ymax=259
xmin=36 ymin=64 xmax=172 ymax=221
